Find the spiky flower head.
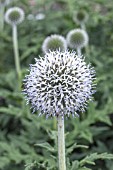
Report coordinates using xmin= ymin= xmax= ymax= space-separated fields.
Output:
xmin=66 ymin=29 xmax=89 ymax=49
xmin=23 ymin=50 xmax=96 ymax=118
xmin=73 ymin=10 xmax=88 ymax=24
xmin=42 ymin=34 xmax=67 ymax=53
xmin=5 ymin=7 xmax=25 ymax=26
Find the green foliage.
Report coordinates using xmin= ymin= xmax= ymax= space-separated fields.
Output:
xmin=0 ymin=0 xmax=113 ymax=170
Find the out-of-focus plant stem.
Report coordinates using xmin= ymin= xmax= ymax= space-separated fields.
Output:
xmin=77 ymin=47 xmax=81 ymax=56
xmin=12 ymin=24 xmax=21 ymax=90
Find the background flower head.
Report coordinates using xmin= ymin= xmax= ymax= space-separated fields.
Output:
xmin=73 ymin=10 xmax=88 ymax=24
xmin=42 ymin=34 xmax=67 ymax=53
xmin=66 ymin=29 xmax=89 ymax=49
xmin=35 ymin=13 xmax=45 ymax=20
xmin=23 ymin=50 xmax=96 ymax=118
xmin=5 ymin=7 xmax=25 ymax=25
xmin=27 ymin=14 xmax=34 ymax=20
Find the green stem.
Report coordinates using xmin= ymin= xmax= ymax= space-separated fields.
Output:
xmin=80 ymin=23 xmax=90 ymax=60
xmin=12 ymin=25 xmax=21 ymax=89
xmin=0 ymin=5 xmax=5 ymax=32
xmin=58 ymin=116 xmax=66 ymax=170
xmin=81 ymin=23 xmax=86 ymax=30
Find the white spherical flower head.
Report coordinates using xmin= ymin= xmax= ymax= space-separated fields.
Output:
xmin=23 ymin=50 xmax=96 ymax=118
xmin=5 ymin=7 xmax=25 ymax=25
xmin=27 ymin=14 xmax=34 ymax=20
xmin=73 ymin=10 xmax=88 ymax=24
xmin=42 ymin=34 xmax=67 ymax=53
xmin=66 ymin=29 xmax=89 ymax=49
xmin=35 ymin=13 xmax=45 ymax=20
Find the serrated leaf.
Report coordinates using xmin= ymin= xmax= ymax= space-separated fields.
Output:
xmin=80 ymin=129 xmax=93 ymax=143
xmin=25 ymin=161 xmax=37 ymax=170
xmin=80 ymin=152 xmax=113 ymax=166
xmin=0 ymin=105 xmax=22 ymax=116
xmin=35 ymin=142 xmax=55 ymax=153
xmin=71 ymin=160 xmax=79 ymax=170
xmin=66 ymin=143 xmax=88 ymax=155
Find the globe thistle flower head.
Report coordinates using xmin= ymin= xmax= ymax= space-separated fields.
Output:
xmin=66 ymin=29 xmax=89 ymax=49
xmin=5 ymin=7 xmax=25 ymax=26
xmin=42 ymin=34 xmax=67 ymax=53
xmin=35 ymin=13 xmax=45 ymax=20
xmin=27 ymin=14 xmax=34 ymax=20
xmin=73 ymin=10 xmax=88 ymax=24
xmin=23 ymin=50 xmax=96 ymax=118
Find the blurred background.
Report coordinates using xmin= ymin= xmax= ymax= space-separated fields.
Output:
xmin=0 ymin=0 xmax=113 ymax=169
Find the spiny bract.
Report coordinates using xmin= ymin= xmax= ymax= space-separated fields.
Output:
xmin=23 ymin=50 xmax=96 ymax=118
